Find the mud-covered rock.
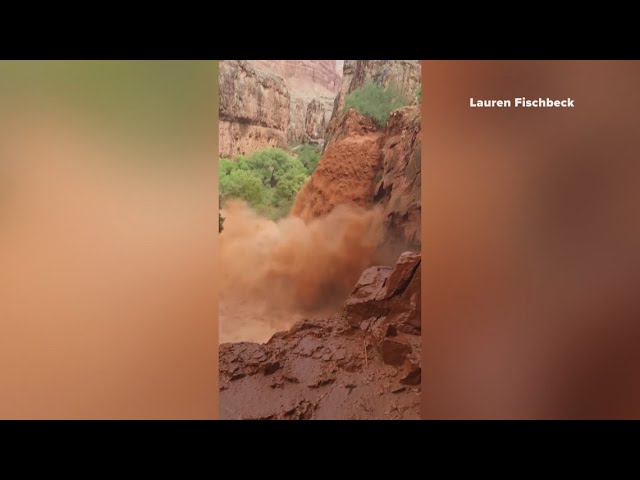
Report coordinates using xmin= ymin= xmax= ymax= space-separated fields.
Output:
xmin=387 ymin=252 xmax=421 ymax=331
xmin=219 ymin=314 xmax=420 ymax=420
xmin=375 ymin=106 xmax=421 ymax=249
xmin=343 ymin=266 xmax=392 ymax=326
xmin=379 ymin=336 xmax=412 ymax=365
xmin=400 ymin=355 xmax=422 ymax=385
xmin=386 ymin=252 xmax=420 ymax=297
xmin=344 ymin=252 xmax=421 ymax=332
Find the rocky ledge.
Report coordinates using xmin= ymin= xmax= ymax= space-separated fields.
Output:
xmin=219 ymin=251 xmax=421 ymax=420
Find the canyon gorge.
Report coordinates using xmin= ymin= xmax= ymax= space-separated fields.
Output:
xmin=218 ymin=60 xmax=342 ymax=158
xmin=219 ymin=60 xmax=422 ymax=419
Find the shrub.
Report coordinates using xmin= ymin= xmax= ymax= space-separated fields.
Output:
xmin=235 ymin=148 xmax=304 ymax=188
xmin=296 ymin=145 xmax=321 ymax=175
xmin=416 ymin=85 xmax=421 ymax=103
xmin=274 ymin=170 xmax=308 ymax=207
xmin=219 ymin=147 xmax=310 ymax=220
xmin=219 ymin=168 xmax=265 ymax=206
xmin=344 ymin=83 xmax=409 ymax=127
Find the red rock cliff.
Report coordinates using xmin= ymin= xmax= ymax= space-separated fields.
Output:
xmin=219 ymin=60 xmax=343 ymax=157
xmin=249 ymin=60 xmax=342 ymax=93
xmin=218 ymin=61 xmax=290 ymax=158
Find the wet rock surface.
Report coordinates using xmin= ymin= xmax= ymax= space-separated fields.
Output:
xmin=219 ymin=252 xmax=421 ymax=420
xmin=376 ymin=107 xmax=422 ymax=249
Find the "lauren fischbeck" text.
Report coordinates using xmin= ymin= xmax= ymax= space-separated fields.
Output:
xmin=469 ymin=97 xmax=575 ymax=108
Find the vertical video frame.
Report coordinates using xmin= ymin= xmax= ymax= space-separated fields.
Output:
xmin=218 ymin=61 xmax=422 ymax=419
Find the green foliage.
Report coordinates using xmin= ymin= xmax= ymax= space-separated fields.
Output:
xmin=416 ymin=85 xmax=422 ymax=103
xmin=296 ymin=145 xmax=321 ymax=175
xmin=220 ymin=168 xmax=265 ymax=205
xmin=234 ymin=148 xmax=306 ymax=188
xmin=344 ymin=83 xmax=409 ymax=127
xmin=274 ymin=170 xmax=308 ymax=206
xmin=219 ymin=147 xmax=310 ymax=220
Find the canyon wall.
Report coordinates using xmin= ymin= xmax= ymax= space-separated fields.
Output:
xmin=218 ymin=61 xmax=290 ymax=158
xmin=249 ymin=60 xmax=342 ymax=93
xmin=219 ymin=60 xmax=342 ymax=157
xmin=376 ymin=106 xmax=421 ymax=249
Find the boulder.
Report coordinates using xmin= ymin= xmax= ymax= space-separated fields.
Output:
xmin=343 ymin=251 xmax=421 ymax=332
xmin=386 ymin=251 xmax=421 ymax=298
xmin=343 ymin=266 xmax=391 ymax=327
xmin=379 ymin=336 xmax=412 ymax=366
xmin=387 ymin=252 xmax=421 ymax=331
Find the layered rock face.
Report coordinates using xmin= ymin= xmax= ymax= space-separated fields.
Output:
xmin=219 ymin=251 xmax=421 ymax=420
xmin=287 ymin=93 xmax=334 ymax=146
xmin=249 ymin=60 xmax=342 ymax=93
xmin=286 ymin=94 xmax=335 ymax=147
xmin=219 ymin=61 xmax=290 ymax=158
xmin=260 ymin=60 xmax=340 ymax=146
xmin=376 ymin=106 xmax=422 ymax=249
xmin=219 ymin=60 xmax=342 ymax=157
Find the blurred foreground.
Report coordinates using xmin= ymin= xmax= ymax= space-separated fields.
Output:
xmin=0 ymin=61 xmax=218 ymax=419
xmin=423 ymin=61 xmax=640 ymax=419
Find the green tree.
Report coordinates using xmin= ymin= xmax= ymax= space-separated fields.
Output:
xmin=344 ymin=83 xmax=409 ymax=127
xmin=274 ymin=171 xmax=307 ymax=207
xmin=219 ymin=147 xmax=312 ymax=220
xmin=219 ymin=168 xmax=265 ymax=206
xmin=296 ymin=145 xmax=321 ymax=175
xmin=236 ymin=148 xmax=302 ymax=188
